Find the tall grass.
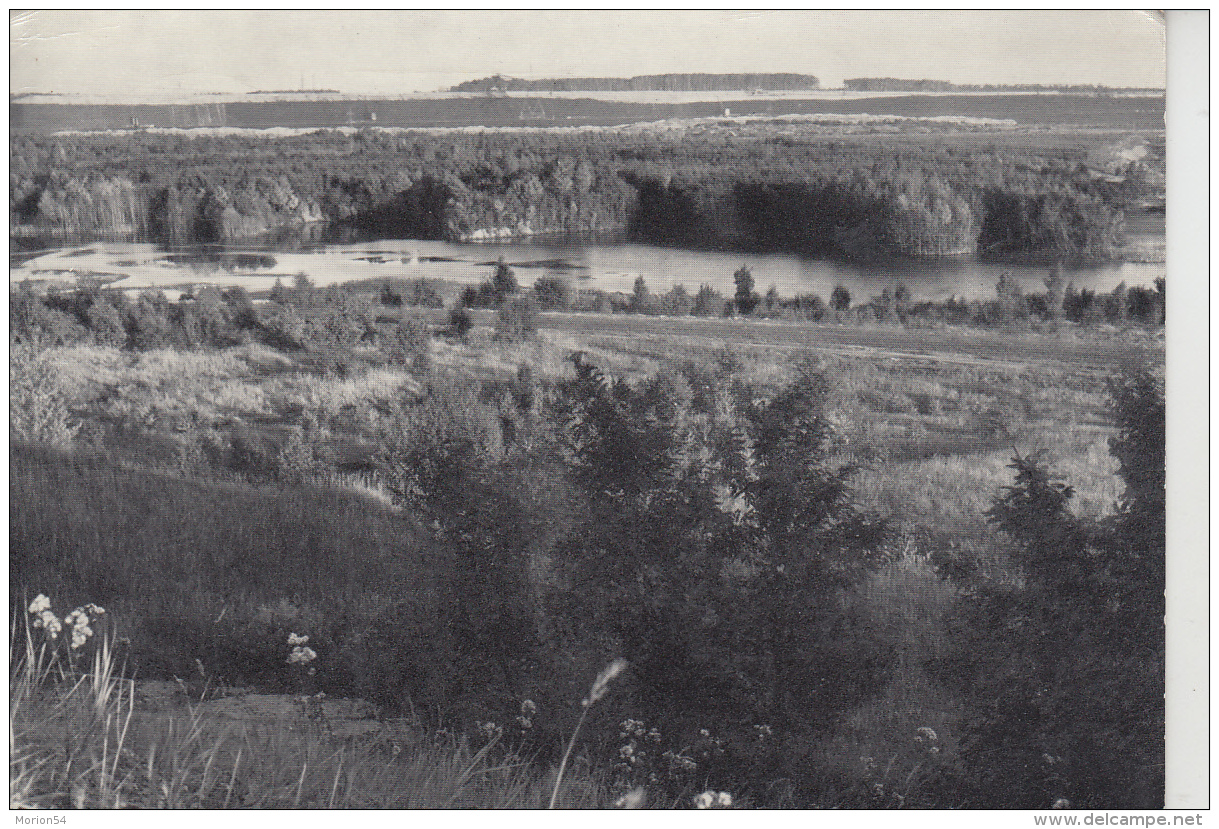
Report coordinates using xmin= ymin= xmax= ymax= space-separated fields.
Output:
xmin=10 ymin=613 xmax=609 ymax=809
xmin=10 ymin=443 xmax=448 ymax=703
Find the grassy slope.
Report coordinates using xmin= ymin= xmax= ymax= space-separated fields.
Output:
xmin=10 ymin=442 xmax=449 ymax=702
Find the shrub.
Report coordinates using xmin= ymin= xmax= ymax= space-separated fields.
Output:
xmin=402 ymin=278 xmax=445 ymax=308
xmin=495 ymin=297 xmax=538 ymax=341
xmin=447 ymin=308 xmax=473 ymax=339
xmin=492 ymin=257 xmax=519 ymax=302
xmin=10 ymin=344 xmax=80 ymax=447
xmin=534 ymin=275 xmax=574 ymax=310
xmin=384 ymin=315 xmax=432 ymax=370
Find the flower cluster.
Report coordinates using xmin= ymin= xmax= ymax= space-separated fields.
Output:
xmin=515 ymin=698 xmax=537 ymax=731
xmin=661 ymin=749 xmax=697 ymax=772
xmin=478 ymin=720 xmax=503 ymax=742
xmin=693 ymin=790 xmax=733 ymax=809
xmin=286 ymin=632 xmax=318 ymax=672
xmin=27 ymin=595 xmax=105 ymax=649
xmin=914 ymin=725 xmax=941 ymax=754
xmin=616 ymin=719 xmax=662 ymax=769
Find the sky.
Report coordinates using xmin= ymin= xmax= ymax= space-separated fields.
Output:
xmin=10 ymin=10 xmax=1166 ymax=97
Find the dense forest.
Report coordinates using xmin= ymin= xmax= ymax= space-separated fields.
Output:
xmin=452 ymin=73 xmax=822 ymax=93
xmin=11 ymin=127 xmax=1157 ymax=261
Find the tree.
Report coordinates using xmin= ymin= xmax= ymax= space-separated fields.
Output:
xmin=733 ymin=265 xmax=760 ymax=316
xmin=691 ymin=284 xmax=723 ymax=317
xmin=941 ymin=366 xmax=1165 ymax=808
xmin=830 ymin=284 xmax=851 ymax=312
xmin=876 ymin=287 xmax=896 ymax=322
xmin=1043 ymin=264 xmax=1065 ymax=321
xmin=995 ymin=271 xmax=1026 ymax=325
xmin=293 ymin=272 xmax=315 ymax=303
xmin=492 ymin=256 xmax=518 ymax=302
xmin=763 ymin=285 xmax=780 ymax=316
xmin=548 ymin=357 xmax=889 ymax=799
xmin=630 ymin=275 xmax=652 ymax=313
xmin=894 ymin=283 xmax=912 ymax=322
xmin=661 ymin=284 xmax=693 ymax=316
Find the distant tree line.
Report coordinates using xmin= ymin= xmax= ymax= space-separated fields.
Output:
xmin=11 ymin=128 xmax=1157 ymax=261
xmin=843 ymin=78 xmax=1160 ymax=94
xmin=451 ymin=73 xmax=820 ymax=93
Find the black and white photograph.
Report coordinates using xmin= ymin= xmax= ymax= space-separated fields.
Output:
xmin=8 ymin=10 xmax=1202 ymax=818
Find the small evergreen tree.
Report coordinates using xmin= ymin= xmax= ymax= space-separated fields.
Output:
xmin=733 ymin=265 xmax=760 ymax=315
xmin=492 ymin=256 xmax=518 ymax=302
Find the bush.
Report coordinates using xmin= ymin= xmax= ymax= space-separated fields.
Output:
xmin=533 ymin=275 xmax=574 ymax=310
xmin=10 ymin=344 xmax=79 ymax=447
xmin=384 ymin=315 xmax=432 ymax=370
xmin=447 ymin=308 xmax=473 ymax=339
xmin=495 ymin=297 xmax=538 ymax=341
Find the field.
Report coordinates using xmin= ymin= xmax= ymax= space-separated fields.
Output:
xmin=12 ymin=91 xmax=1165 ymax=134
xmin=10 ymin=286 xmax=1164 ymax=808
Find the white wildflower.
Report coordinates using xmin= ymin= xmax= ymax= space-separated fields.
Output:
xmin=287 ymin=632 xmax=310 ymax=646
xmin=717 ymin=792 xmax=733 ymax=808
xmin=28 ymin=595 xmax=51 ymax=614
xmin=287 ymin=645 xmax=317 ymax=665
xmin=33 ymin=609 xmax=62 ymax=639
xmin=613 ymin=787 xmax=646 ymax=809
xmin=694 ymin=791 xmax=715 ymax=810
xmin=915 ymin=726 xmax=938 ymax=742
xmin=1053 ymin=798 xmax=1071 ymax=809
xmin=520 ymin=699 xmax=538 ymax=716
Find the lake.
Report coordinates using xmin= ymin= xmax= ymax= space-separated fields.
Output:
xmin=11 ymin=228 xmax=1165 ymax=306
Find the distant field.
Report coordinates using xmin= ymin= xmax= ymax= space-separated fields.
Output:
xmin=401 ymin=308 xmax=1163 ymax=370
xmin=11 ymin=92 xmax=1165 ymax=134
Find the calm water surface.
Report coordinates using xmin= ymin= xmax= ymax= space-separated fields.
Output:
xmin=12 ymin=230 xmax=1165 ymax=305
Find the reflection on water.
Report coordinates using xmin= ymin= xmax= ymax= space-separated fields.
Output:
xmin=11 ymin=229 xmax=1165 ymax=304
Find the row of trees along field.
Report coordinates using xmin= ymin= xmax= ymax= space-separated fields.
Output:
xmin=11 ymin=128 xmax=1153 ymax=260
xmin=9 ymin=262 xmax=1164 ymax=361
xmin=457 ymin=261 xmax=1164 ymax=328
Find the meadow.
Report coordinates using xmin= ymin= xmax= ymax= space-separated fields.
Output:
xmin=9 ymin=280 xmax=1164 ymax=808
